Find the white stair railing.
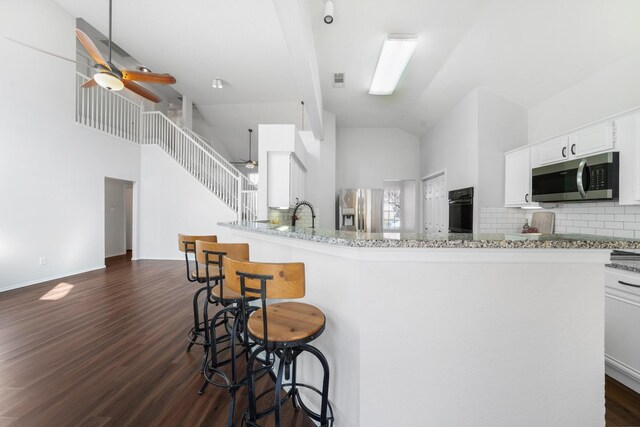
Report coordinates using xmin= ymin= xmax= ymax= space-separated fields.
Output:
xmin=141 ymin=111 xmax=240 ymax=212
xmin=75 ymin=72 xmax=257 ymax=220
xmin=75 ymin=73 xmax=140 ymax=143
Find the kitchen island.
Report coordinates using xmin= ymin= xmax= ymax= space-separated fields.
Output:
xmin=218 ymin=222 xmax=640 ymax=427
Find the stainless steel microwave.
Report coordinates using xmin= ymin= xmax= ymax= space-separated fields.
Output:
xmin=532 ymin=152 xmax=619 ymax=202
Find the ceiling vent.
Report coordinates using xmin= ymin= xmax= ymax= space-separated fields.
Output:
xmin=332 ymin=73 xmax=345 ymax=88
xmin=98 ymin=39 xmax=131 ymax=58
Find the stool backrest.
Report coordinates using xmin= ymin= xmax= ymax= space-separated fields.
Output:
xmin=223 ymin=256 xmax=305 ymax=300
xmin=177 ymin=234 xmax=217 ymax=253
xmin=195 ymin=241 xmax=250 ymax=267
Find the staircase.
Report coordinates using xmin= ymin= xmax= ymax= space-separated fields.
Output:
xmin=75 ymin=72 xmax=257 ymax=221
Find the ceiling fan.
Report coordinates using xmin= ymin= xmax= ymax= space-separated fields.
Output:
xmin=4 ymin=0 xmax=175 ymax=103
xmin=232 ymin=129 xmax=258 ymax=169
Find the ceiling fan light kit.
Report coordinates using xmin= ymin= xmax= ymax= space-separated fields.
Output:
xmin=94 ymin=72 xmax=124 ymax=91
xmin=369 ymin=34 xmax=418 ymax=95
xmin=231 ymin=128 xmax=258 ymax=169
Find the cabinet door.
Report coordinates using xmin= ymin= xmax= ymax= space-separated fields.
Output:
xmin=570 ymin=121 xmax=615 ymax=158
xmin=537 ymin=136 xmax=569 ymax=165
xmin=615 ymin=114 xmax=640 ymax=205
xmin=605 ymin=268 xmax=640 ymax=393
xmin=267 ymin=152 xmax=291 ymax=208
xmin=504 ymin=148 xmax=531 ymax=206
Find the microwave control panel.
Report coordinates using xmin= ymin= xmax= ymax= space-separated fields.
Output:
xmin=589 ymin=165 xmax=609 ymax=190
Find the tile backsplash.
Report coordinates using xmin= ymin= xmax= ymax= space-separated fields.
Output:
xmin=479 ymin=202 xmax=640 ymax=238
xmin=267 ymin=207 xmax=316 ymax=229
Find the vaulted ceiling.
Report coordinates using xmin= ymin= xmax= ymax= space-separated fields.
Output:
xmin=53 ymin=0 xmax=640 ymax=162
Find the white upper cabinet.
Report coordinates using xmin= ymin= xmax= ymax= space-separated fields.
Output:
xmin=569 ymin=121 xmax=615 ymax=158
xmin=267 ymin=152 xmax=306 ymax=208
xmin=534 ymin=122 xmax=616 ymax=166
xmin=616 ymin=113 xmax=640 ymax=205
xmin=504 ymin=147 xmax=533 ymax=207
xmin=536 ymin=136 xmax=570 ymax=165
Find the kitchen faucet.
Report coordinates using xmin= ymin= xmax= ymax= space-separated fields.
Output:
xmin=291 ymin=199 xmax=316 ymax=228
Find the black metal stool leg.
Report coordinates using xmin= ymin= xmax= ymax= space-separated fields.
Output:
xmin=298 ymin=344 xmax=331 ymax=427
xmin=186 ymin=285 xmax=207 ymax=352
xmin=273 ymin=350 xmax=288 ymax=427
xmin=246 ymin=345 xmax=266 ymax=425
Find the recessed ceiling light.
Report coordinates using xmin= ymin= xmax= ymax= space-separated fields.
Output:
xmin=369 ymin=34 xmax=418 ymax=96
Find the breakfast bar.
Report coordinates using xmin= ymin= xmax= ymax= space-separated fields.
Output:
xmin=219 ymin=221 xmax=640 ymax=427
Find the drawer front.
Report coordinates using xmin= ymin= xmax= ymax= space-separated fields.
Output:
xmin=606 ymin=268 xmax=640 ymax=300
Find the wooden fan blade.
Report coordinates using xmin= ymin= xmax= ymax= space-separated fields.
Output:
xmin=121 ymin=70 xmax=176 ymax=85
xmin=81 ymin=78 xmax=97 ymax=88
xmin=123 ymin=80 xmax=161 ymax=103
xmin=4 ymin=36 xmax=91 ymax=67
xmin=75 ymin=29 xmax=111 ymax=71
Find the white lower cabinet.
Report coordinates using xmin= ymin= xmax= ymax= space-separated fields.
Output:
xmin=605 ymin=267 xmax=640 ymax=393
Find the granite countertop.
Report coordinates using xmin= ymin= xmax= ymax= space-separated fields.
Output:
xmin=221 ymin=221 xmax=640 ymax=249
xmin=606 ymin=249 xmax=640 ymax=273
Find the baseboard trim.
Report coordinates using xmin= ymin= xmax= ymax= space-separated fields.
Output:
xmin=0 ymin=265 xmax=106 ymax=294
xmin=606 ymin=354 xmax=640 ymax=393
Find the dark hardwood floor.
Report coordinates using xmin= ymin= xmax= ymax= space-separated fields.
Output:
xmin=0 ymin=256 xmax=313 ymax=426
xmin=607 ymin=376 xmax=640 ymax=427
xmin=2 ymin=255 xmax=640 ymax=426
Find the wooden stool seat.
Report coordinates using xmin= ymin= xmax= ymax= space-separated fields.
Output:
xmin=247 ymin=302 xmax=326 ymax=344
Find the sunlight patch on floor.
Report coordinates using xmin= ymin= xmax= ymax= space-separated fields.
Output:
xmin=40 ymin=283 xmax=74 ymax=301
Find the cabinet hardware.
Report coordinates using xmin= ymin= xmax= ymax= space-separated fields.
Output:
xmin=571 ymin=144 xmax=576 ymax=155
xmin=525 ymin=193 xmax=529 ymax=203
xmin=618 ymin=280 xmax=640 ymax=289
xmin=562 ymin=146 xmax=567 ymax=157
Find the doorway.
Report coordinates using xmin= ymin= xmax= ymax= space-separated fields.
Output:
xmin=105 ymin=177 xmax=134 ymax=265
xmin=422 ymin=172 xmax=447 ymax=234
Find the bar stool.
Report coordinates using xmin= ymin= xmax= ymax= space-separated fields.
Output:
xmin=224 ymin=256 xmax=334 ymax=427
xmin=195 ymin=241 xmax=263 ymax=426
xmin=177 ymin=234 xmax=217 ymax=352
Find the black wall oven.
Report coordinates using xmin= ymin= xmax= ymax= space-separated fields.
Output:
xmin=532 ymin=152 xmax=619 ymax=202
xmin=448 ymin=187 xmax=473 ymax=233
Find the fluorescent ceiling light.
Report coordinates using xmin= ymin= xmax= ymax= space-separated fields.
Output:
xmin=369 ymin=34 xmax=418 ymax=96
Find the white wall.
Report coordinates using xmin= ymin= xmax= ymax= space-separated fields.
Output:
xmin=477 ymin=88 xmax=528 ymax=208
xmin=421 ymin=90 xmax=479 ymax=192
xmin=528 ymin=48 xmax=640 ymax=142
xmin=138 ymin=145 xmax=237 ymax=260
xmin=420 ymin=88 xmax=527 ymax=231
xmin=0 ymin=0 xmax=141 ymax=291
xmin=192 ymin=108 xmax=235 ymax=161
xmin=104 ymin=178 xmax=127 ymax=258
xmin=336 ymin=128 xmax=420 ymax=190
xmin=301 ymin=111 xmax=336 ymax=229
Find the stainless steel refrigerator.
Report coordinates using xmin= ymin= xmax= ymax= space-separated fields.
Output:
xmin=337 ymin=189 xmax=384 ymax=232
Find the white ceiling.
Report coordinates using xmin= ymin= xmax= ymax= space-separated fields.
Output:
xmin=308 ymin=0 xmax=490 ymax=135
xmin=53 ymin=0 xmax=640 ymax=159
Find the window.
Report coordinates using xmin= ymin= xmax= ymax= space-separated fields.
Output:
xmin=383 ymin=187 xmax=401 ymax=231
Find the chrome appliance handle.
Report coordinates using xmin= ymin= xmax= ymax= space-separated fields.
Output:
xmin=577 ymin=158 xmax=588 ymax=199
